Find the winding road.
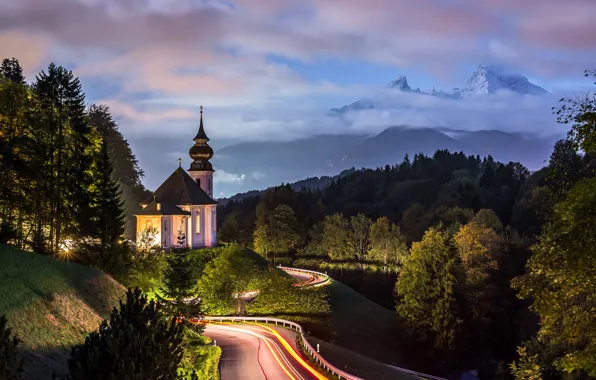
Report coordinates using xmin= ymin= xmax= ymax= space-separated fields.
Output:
xmin=204 ymin=267 xmax=331 ymax=380
xmin=205 ymin=322 xmax=325 ymax=380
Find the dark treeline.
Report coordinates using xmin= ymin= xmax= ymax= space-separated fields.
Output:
xmin=218 ymin=149 xmax=542 ymax=247
xmin=0 ymin=57 xmax=149 ymax=273
xmin=217 ymin=70 xmax=596 ymax=379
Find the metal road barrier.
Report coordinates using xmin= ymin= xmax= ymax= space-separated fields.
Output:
xmin=277 ymin=265 xmax=332 ymax=287
xmin=202 ymin=316 xmax=363 ymax=380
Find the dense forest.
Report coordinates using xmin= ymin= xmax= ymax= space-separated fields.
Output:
xmin=217 ymin=70 xmax=596 ymax=379
xmin=0 ymin=57 xmax=150 ymax=273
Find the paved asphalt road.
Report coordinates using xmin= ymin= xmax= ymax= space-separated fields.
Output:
xmin=205 ymin=322 xmax=327 ymax=380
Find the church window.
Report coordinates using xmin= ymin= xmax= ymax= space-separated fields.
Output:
xmin=195 ymin=214 xmax=201 ymax=234
xmin=164 ymin=220 xmax=168 ymax=231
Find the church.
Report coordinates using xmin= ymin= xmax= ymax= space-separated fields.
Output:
xmin=136 ymin=107 xmax=217 ymax=249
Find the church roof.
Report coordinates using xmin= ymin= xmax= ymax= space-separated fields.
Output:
xmin=143 ymin=167 xmax=217 ymax=206
xmin=137 ymin=200 xmax=191 ymax=216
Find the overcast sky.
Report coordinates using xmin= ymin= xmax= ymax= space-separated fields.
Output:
xmin=1 ymin=0 xmax=594 ymax=191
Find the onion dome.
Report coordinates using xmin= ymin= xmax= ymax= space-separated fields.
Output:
xmin=188 ymin=106 xmax=214 ymax=172
xmin=189 ymin=143 xmax=213 ymax=161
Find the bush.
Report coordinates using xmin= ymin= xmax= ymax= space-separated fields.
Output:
xmin=0 ymin=315 xmax=24 ymax=379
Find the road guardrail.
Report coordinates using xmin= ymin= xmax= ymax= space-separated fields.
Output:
xmin=203 ymin=265 xmax=446 ymax=380
xmin=202 ymin=316 xmax=362 ymax=380
xmin=277 ymin=265 xmax=331 ymax=287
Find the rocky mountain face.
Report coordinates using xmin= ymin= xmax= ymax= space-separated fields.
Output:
xmin=329 ymin=64 xmax=549 ymax=114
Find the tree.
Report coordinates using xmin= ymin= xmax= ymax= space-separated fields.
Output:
xmin=67 ymin=288 xmax=186 ymax=380
xmin=396 ymin=228 xmax=461 ymax=353
xmin=93 ymin=139 xmax=126 ymax=272
xmin=268 ymin=204 xmax=300 ymax=263
xmin=319 ymin=213 xmax=349 ymax=261
xmin=0 ymin=58 xmax=24 ymax=84
xmin=513 ymin=178 xmax=596 ymax=377
xmin=510 ymin=346 xmax=543 ymax=380
xmin=0 ymin=315 xmax=23 ymax=379
xmin=136 ymin=226 xmax=160 ymax=255
xmin=472 ymin=209 xmax=503 ymax=233
xmin=162 ymin=250 xmax=196 ymax=302
xmin=198 ymin=246 xmax=260 ymax=315
xmin=454 ymin=222 xmax=502 ymax=285
xmin=219 ymin=212 xmax=240 ymax=245
xmin=554 ymin=69 xmax=596 ymax=156
xmin=511 ymin=69 xmax=596 ymax=377
xmin=368 ymin=216 xmax=408 ymax=270
xmin=346 ymin=213 xmax=372 ymax=264
xmin=33 ymin=62 xmax=92 ymax=254
xmin=161 ymin=249 xmax=204 ymax=329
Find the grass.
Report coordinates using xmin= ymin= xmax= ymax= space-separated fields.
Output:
xmin=0 ymin=243 xmax=125 ymax=379
xmin=325 ymin=280 xmax=407 ymax=367
xmin=308 ymin=337 xmax=418 ymax=380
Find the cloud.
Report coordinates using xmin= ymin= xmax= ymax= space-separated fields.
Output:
xmin=214 ymin=169 xmax=246 ymax=183
xmin=1 ymin=0 xmax=593 ymax=191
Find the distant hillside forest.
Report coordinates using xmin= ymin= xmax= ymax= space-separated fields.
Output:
xmin=217 ymin=68 xmax=596 ymax=380
xmin=218 ymin=149 xmax=549 ymax=247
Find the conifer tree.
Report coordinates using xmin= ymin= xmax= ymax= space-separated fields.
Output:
xmin=95 ymin=139 xmax=126 ymax=270
xmin=161 ymin=250 xmax=203 ymax=323
xmin=33 ymin=63 xmax=92 ymax=254
xmin=67 ymin=288 xmax=186 ymax=380
xmin=0 ymin=58 xmax=25 ymax=84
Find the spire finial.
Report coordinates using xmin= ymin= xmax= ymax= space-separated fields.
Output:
xmin=200 ymin=105 xmax=203 ymax=115
xmin=178 ymin=158 xmax=182 ymax=168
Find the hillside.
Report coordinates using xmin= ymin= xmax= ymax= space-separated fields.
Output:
xmin=309 ymin=337 xmax=416 ymax=380
xmin=0 ymin=244 xmax=125 ymax=379
xmin=325 ymin=280 xmax=406 ymax=367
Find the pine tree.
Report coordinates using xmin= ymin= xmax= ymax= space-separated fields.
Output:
xmin=0 ymin=316 xmax=24 ymax=379
xmin=67 ymin=288 xmax=185 ymax=380
xmin=95 ymin=139 xmax=126 ymax=271
xmin=161 ymin=250 xmax=202 ymax=322
xmin=0 ymin=58 xmax=25 ymax=84
xmin=33 ymin=63 xmax=92 ymax=254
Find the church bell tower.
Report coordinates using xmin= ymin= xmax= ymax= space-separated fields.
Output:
xmin=188 ymin=106 xmax=215 ymax=197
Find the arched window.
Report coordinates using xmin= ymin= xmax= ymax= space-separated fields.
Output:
xmin=164 ymin=220 xmax=168 ymax=231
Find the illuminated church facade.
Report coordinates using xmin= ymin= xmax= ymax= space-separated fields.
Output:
xmin=135 ymin=107 xmax=217 ymax=249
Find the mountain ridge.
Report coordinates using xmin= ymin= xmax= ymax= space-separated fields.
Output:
xmin=212 ymin=125 xmax=561 ymax=197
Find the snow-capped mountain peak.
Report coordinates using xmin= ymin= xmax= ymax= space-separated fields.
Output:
xmin=328 ymin=64 xmax=549 ymax=115
xmin=457 ymin=64 xmax=548 ymax=98
xmin=387 ymin=75 xmax=412 ymax=91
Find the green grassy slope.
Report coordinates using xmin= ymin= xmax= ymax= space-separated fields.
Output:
xmin=0 ymin=244 xmax=125 ymax=379
xmin=309 ymin=337 xmax=417 ymax=380
xmin=326 ymin=280 xmax=407 ymax=367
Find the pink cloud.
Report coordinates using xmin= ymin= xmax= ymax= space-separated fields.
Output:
xmin=0 ymin=30 xmax=52 ymax=74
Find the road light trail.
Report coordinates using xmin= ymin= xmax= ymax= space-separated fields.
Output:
xmin=205 ymin=323 xmax=328 ymax=380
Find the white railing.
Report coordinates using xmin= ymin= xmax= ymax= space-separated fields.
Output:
xmin=277 ymin=265 xmax=331 ymax=287
xmin=202 ymin=316 xmax=362 ymax=380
